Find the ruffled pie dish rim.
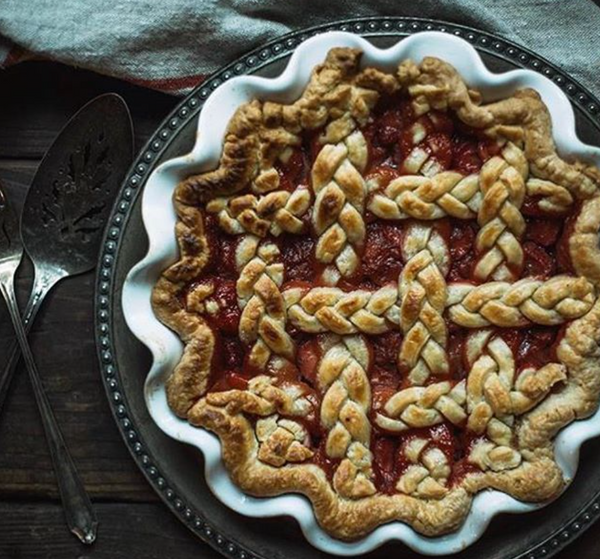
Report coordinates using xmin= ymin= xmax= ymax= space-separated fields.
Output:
xmin=121 ymin=30 xmax=600 ymax=556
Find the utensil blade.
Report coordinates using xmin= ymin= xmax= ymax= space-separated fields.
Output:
xmin=21 ymin=94 xmax=134 ymax=276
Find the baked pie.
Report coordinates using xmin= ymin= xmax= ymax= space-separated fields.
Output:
xmin=152 ymin=48 xmax=600 ymax=539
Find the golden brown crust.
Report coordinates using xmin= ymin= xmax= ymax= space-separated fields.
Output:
xmin=152 ymin=48 xmax=600 ymax=540
xmin=570 ymin=195 xmax=600 ymax=283
xmin=190 ymin=397 xmax=472 ymax=539
xmin=400 ymin=58 xmax=600 ymax=198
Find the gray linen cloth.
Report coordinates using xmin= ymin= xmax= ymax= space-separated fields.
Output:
xmin=0 ymin=0 xmax=598 ymax=95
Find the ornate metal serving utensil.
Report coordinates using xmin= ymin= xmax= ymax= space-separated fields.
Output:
xmin=0 ymin=93 xmax=132 ymax=543
xmin=0 ymin=185 xmax=98 ymax=543
xmin=0 ymin=94 xmax=133 ymax=416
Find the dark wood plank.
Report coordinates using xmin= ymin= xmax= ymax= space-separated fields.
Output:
xmin=0 ymin=501 xmax=597 ymax=559
xmin=0 ymin=502 xmax=221 ymax=559
xmin=0 ymin=265 xmax=157 ymax=501
xmin=0 ymin=61 xmax=179 ymax=159
xmin=0 ymin=159 xmax=35 ymax=206
xmin=0 ymin=155 xmax=155 ymax=502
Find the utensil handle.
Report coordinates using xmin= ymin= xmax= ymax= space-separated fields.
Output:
xmin=0 ymin=276 xmax=98 ymax=544
xmin=0 ymin=272 xmax=60 ymax=416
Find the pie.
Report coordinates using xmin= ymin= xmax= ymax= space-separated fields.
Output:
xmin=152 ymin=47 xmax=600 ymax=540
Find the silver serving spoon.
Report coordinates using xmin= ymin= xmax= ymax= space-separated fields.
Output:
xmin=0 ymin=93 xmax=133 ymax=416
xmin=0 ymin=185 xmax=98 ymax=543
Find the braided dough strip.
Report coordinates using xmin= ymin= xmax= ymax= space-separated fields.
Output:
xmin=464 ymin=331 xmax=566 ymax=472
xmin=312 ymin=131 xmax=368 ymax=280
xmin=256 ymin=416 xmax=314 ymax=467
xmin=284 ymin=283 xmax=401 ymax=334
xmin=369 ymin=169 xmax=573 ymax=223
xmin=208 ymin=165 xmax=575 ymax=238
xmin=396 ymin=438 xmax=452 ymax=499
xmin=369 ymin=171 xmax=483 ymax=220
xmin=375 ymin=380 xmax=466 ymax=433
xmin=397 ymin=224 xmax=449 ymax=385
xmin=318 ymin=335 xmax=376 ymax=498
xmin=308 ymin=60 xmax=398 ymax=283
xmin=200 ymin=375 xmax=314 ymax=418
xmin=448 ymin=276 xmax=596 ymax=328
xmin=283 ymin=276 xmax=595 ymax=334
xmin=236 ymin=236 xmax=294 ymax=369
xmin=206 ymin=186 xmax=312 ymax=237
xmin=474 ymin=142 xmax=528 ymax=280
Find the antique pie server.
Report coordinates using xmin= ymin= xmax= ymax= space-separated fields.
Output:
xmin=0 ymin=93 xmax=133 ymax=414
xmin=0 ymin=93 xmax=133 ymax=543
xmin=0 ymin=186 xmax=100 ymax=544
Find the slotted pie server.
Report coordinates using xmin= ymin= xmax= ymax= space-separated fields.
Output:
xmin=0 ymin=94 xmax=133 ymax=414
xmin=0 ymin=93 xmax=133 ymax=542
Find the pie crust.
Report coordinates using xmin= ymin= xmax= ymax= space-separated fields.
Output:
xmin=152 ymin=48 xmax=600 ymax=539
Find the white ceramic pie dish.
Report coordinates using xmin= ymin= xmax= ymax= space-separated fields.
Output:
xmin=122 ymin=30 xmax=600 ymax=556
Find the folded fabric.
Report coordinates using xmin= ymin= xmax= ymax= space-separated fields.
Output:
xmin=0 ymin=0 xmax=599 ymax=97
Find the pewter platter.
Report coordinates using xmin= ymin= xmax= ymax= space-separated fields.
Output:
xmin=95 ymin=17 xmax=600 ymax=559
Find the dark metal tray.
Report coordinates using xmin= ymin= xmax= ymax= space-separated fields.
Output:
xmin=95 ymin=17 xmax=600 ymax=559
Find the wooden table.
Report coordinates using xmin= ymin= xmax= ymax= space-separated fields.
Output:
xmin=0 ymin=60 xmax=598 ymax=559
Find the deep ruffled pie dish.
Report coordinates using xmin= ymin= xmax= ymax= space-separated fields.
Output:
xmin=122 ymin=31 xmax=600 ymax=555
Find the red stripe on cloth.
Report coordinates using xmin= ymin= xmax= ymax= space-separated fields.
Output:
xmin=130 ymin=73 xmax=207 ymax=92
xmin=3 ymin=44 xmax=29 ymax=66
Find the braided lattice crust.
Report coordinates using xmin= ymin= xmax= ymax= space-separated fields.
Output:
xmin=152 ymin=47 xmax=600 ymax=541
xmin=396 ymin=438 xmax=452 ymax=499
xmin=318 ymin=335 xmax=375 ymax=498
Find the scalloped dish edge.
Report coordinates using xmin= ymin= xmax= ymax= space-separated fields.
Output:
xmin=122 ymin=31 xmax=600 ymax=556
